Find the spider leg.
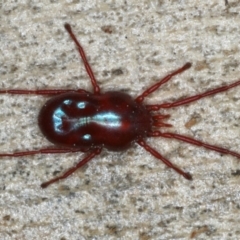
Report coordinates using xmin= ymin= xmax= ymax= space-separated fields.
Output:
xmin=64 ymin=23 xmax=100 ymax=94
xmin=0 ymin=147 xmax=88 ymax=157
xmin=150 ymin=131 xmax=240 ymax=159
xmin=41 ymin=147 xmax=102 ymax=188
xmin=147 ymin=79 xmax=240 ymax=111
xmin=135 ymin=63 xmax=191 ymax=103
xmin=0 ymin=89 xmax=88 ymax=95
xmin=137 ymin=139 xmax=192 ymax=180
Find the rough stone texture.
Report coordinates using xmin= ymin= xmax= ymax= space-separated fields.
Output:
xmin=0 ymin=0 xmax=240 ymax=239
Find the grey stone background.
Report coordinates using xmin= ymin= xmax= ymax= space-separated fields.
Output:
xmin=0 ymin=0 xmax=240 ymax=239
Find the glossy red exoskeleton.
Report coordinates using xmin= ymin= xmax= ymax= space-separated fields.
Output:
xmin=1 ymin=23 xmax=240 ymax=188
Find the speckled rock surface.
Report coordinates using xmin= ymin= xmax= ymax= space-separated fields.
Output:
xmin=0 ymin=1 xmax=240 ymax=239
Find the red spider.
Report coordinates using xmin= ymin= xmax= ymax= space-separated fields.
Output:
xmin=1 ymin=24 xmax=240 ymax=188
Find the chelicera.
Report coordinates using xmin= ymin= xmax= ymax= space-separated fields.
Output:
xmin=1 ymin=23 xmax=240 ymax=188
